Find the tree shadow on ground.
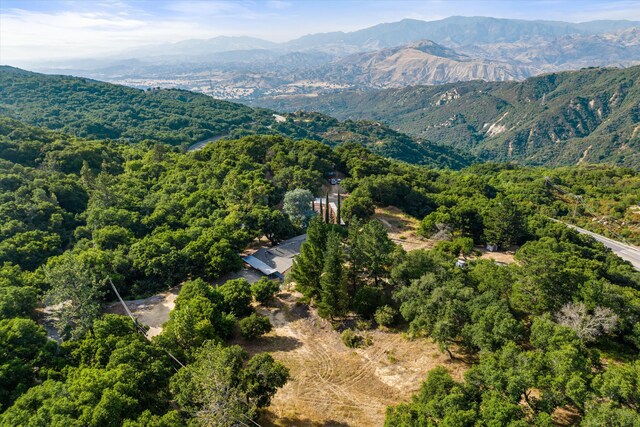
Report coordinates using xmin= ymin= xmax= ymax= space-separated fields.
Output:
xmin=259 ymin=412 xmax=351 ymax=427
xmin=252 ymin=334 xmax=303 ymax=352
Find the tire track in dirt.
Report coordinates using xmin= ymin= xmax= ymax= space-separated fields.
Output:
xmin=333 ymin=332 xmax=402 ymax=390
xmin=249 ymin=293 xmax=468 ymax=426
xmin=296 ymin=321 xmax=376 ymax=410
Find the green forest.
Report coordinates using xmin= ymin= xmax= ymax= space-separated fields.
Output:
xmin=0 ymin=67 xmax=639 ymax=426
xmin=0 ymin=66 xmax=471 ymax=170
xmin=254 ymin=66 xmax=640 ymax=169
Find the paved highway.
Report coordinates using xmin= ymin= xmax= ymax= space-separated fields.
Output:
xmin=563 ymin=223 xmax=640 ymax=271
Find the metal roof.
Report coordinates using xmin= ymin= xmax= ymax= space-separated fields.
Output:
xmin=242 ymin=255 xmax=278 ymax=276
xmin=243 ymin=234 xmax=307 ymax=275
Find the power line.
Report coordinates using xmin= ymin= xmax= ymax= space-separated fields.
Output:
xmin=107 ymin=277 xmax=185 ymax=368
xmin=107 ymin=279 xmax=264 ymax=426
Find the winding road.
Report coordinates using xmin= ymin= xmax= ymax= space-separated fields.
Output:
xmin=562 ymin=222 xmax=640 ymax=271
xmin=186 ymin=134 xmax=226 ymax=152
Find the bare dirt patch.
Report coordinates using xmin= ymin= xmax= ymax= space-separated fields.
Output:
xmin=237 ymin=291 xmax=467 ymax=427
xmin=104 ymin=268 xmax=263 ymax=338
xmin=552 ymin=406 xmax=582 ymax=426
xmin=374 ymin=206 xmax=435 ymax=251
xmin=105 ymin=286 xmax=180 ymax=337
xmin=473 ymin=245 xmax=518 ymax=265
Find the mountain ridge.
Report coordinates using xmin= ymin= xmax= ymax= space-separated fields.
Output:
xmin=0 ymin=66 xmax=472 ymax=170
xmin=252 ymin=65 xmax=640 ymax=168
xmin=22 ymin=16 xmax=640 ymax=100
xmin=283 ymin=16 xmax=640 ymax=52
xmin=305 ymin=39 xmax=531 ymax=88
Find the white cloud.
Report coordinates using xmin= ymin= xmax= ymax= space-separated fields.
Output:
xmin=0 ymin=0 xmax=303 ymax=64
xmin=2 ymin=0 xmax=639 ymax=66
xmin=0 ymin=7 xmax=243 ymax=63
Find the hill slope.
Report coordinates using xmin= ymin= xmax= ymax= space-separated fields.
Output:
xmin=254 ymin=66 xmax=640 ymax=168
xmin=305 ymin=40 xmax=531 ymax=88
xmin=0 ymin=66 xmax=472 ymax=169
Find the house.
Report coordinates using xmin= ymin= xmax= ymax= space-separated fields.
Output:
xmin=242 ymin=234 xmax=307 ymax=279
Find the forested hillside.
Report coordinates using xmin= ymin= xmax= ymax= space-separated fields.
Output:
xmin=1 ymin=106 xmax=639 ymax=425
xmin=0 ymin=66 xmax=471 ymax=170
xmin=254 ymin=66 xmax=640 ymax=169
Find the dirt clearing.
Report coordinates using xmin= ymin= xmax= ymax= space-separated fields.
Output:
xmin=105 ymin=287 xmax=180 ymax=337
xmin=474 ymin=245 xmax=518 ymax=265
xmin=237 ymin=291 xmax=467 ymax=427
xmin=374 ymin=206 xmax=435 ymax=251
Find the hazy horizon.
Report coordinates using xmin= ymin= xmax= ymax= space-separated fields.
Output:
xmin=2 ymin=0 xmax=640 ymax=67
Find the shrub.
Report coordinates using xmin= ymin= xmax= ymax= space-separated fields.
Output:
xmin=341 ymin=328 xmax=362 ymax=348
xmin=356 ymin=319 xmax=373 ymax=331
xmin=251 ymin=277 xmax=280 ymax=305
xmin=239 ymin=314 xmax=272 ymax=340
xmin=375 ymin=305 xmax=397 ymax=327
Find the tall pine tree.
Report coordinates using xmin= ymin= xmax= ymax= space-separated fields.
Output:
xmin=317 ymin=230 xmax=348 ymax=319
xmin=325 ymin=192 xmax=330 ymax=223
xmin=360 ymin=220 xmax=397 ymax=287
xmin=337 ymin=189 xmax=341 ymax=225
xmin=290 ymin=216 xmax=328 ymax=298
xmin=345 ymin=218 xmax=366 ymax=297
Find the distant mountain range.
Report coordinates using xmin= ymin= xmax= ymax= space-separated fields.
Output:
xmin=27 ymin=16 xmax=640 ymax=100
xmin=253 ymin=66 xmax=640 ymax=169
xmin=117 ymin=36 xmax=279 ymax=59
xmin=282 ymin=16 xmax=640 ymax=52
xmin=304 ymin=40 xmax=532 ymax=88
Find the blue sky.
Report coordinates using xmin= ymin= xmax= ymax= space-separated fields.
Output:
xmin=1 ymin=0 xmax=640 ymax=64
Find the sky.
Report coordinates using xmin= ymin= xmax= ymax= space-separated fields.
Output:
xmin=2 ymin=0 xmax=640 ymax=65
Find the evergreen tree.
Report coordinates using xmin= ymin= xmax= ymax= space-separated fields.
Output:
xmin=345 ymin=218 xmax=366 ymax=297
xmin=290 ymin=216 xmax=328 ymax=298
xmin=337 ymin=189 xmax=341 ymax=225
xmin=360 ymin=220 xmax=396 ymax=287
xmin=80 ymin=160 xmax=94 ymax=190
xmin=325 ymin=192 xmax=330 ymax=223
xmin=44 ymin=252 xmax=106 ymax=339
xmin=318 ymin=230 xmax=348 ymax=319
xmin=483 ymin=195 xmax=523 ymax=249
xmin=283 ymin=189 xmax=314 ymax=228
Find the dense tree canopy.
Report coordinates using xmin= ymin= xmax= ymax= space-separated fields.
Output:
xmin=0 ymin=99 xmax=639 ymax=426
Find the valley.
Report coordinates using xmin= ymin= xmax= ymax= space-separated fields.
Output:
xmin=255 ymin=66 xmax=640 ymax=169
xmin=29 ymin=17 xmax=640 ymax=101
xmin=2 ymin=6 xmax=640 ymax=427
